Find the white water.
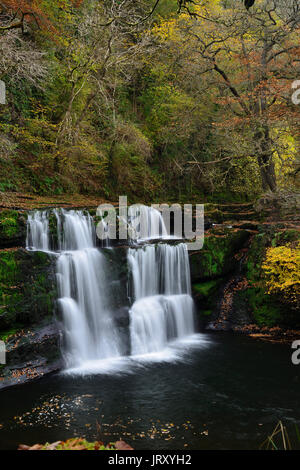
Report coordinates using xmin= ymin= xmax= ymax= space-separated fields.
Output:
xmin=54 ymin=209 xmax=95 ymax=251
xmin=130 ymin=294 xmax=195 ymax=356
xmin=27 ymin=209 xmax=123 ymax=370
xmin=128 ymin=240 xmax=196 ymax=356
xmin=128 ymin=243 xmax=191 ymax=300
xmin=128 ymin=204 xmax=169 ymax=242
xmin=27 ymin=206 xmax=199 ymax=373
xmin=26 ymin=211 xmax=49 ymax=251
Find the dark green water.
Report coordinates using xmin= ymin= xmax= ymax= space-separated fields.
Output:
xmin=0 ymin=333 xmax=299 ymax=450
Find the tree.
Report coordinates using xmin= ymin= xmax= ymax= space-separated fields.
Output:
xmin=53 ymin=1 xmax=156 ymax=166
xmin=0 ymin=0 xmax=82 ymax=35
xmin=153 ymin=0 xmax=300 ymax=192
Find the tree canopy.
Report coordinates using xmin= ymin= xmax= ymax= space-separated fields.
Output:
xmin=0 ymin=0 xmax=299 ymax=200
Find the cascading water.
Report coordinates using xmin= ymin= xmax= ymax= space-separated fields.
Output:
xmin=54 ymin=209 xmax=95 ymax=251
xmin=129 ymin=294 xmax=195 ymax=356
xmin=27 ymin=211 xmax=50 ymax=251
xmin=128 ymin=243 xmax=192 ymax=300
xmin=126 ymin=207 xmax=194 ymax=355
xmin=26 ymin=209 xmax=123 ymax=371
xmin=128 ymin=204 xmax=169 ymax=242
xmin=128 ymin=241 xmax=196 ymax=356
xmin=26 ymin=205 xmax=200 ymax=372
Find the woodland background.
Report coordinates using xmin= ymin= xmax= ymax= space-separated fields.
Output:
xmin=0 ymin=0 xmax=299 ymax=202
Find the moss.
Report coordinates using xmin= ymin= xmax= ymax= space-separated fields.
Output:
xmin=0 ymin=210 xmax=26 ymax=247
xmin=190 ymin=230 xmax=250 ymax=282
xmin=32 ymin=250 xmax=51 ymax=264
xmin=192 ymin=279 xmax=223 ymax=319
xmin=246 ymin=234 xmax=267 ymax=283
xmin=237 ymin=283 xmax=299 ymax=328
xmin=240 ymin=287 xmax=282 ymax=327
xmin=0 ymin=249 xmax=56 ymax=331
xmin=202 ymin=309 xmax=213 ymax=316
xmin=48 ymin=212 xmax=57 ymax=236
xmin=253 ymin=304 xmax=282 ymax=327
xmin=0 ymin=251 xmax=21 ymax=318
xmin=0 ymin=210 xmax=19 ymax=238
xmin=193 ymin=280 xmax=220 ymax=298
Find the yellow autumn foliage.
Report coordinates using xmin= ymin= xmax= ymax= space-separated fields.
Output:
xmin=262 ymin=242 xmax=300 ymax=309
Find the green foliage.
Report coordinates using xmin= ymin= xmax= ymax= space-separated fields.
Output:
xmin=238 ymin=287 xmax=282 ymax=327
xmin=190 ymin=230 xmax=249 ymax=281
xmin=262 ymin=243 xmax=300 ymax=310
xmin=193 ymin=280 xmax=220 ymax=298
xmin=244 ymin=229 xmax=300 ymax=326
xmin=0 ymin=0 xmax=297 ymax=200
xmin=0 ymin=250 xmax=56 ymax=330
xmin=0 ymin=210 xmax=19 ymax=238
xmin=0 ymin=327 xmax=20 ymax=342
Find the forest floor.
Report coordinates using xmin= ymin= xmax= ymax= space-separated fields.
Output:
xmin=0 ymin=192 xmax=114 ymax=211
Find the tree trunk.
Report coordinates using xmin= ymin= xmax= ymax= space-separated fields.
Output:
xmin=255 ymin=126 xmax=277 ymax=192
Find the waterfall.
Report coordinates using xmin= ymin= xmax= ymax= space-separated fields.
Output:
xmin=130 ymin=295 xmax=195 ymax=355
xmin=26 ymin=205 xmax=199 ymax=372
xmin=26 ymin=211 xmax=50 ymax=251
xmin=53 ymin=209 xmax=95 ymax=251
xmin=128 ymin=245 xmax=158 ymax=299
xmin=26 ymin=209 xmax=123 ymax=370
xmin=128 ymin=242 xmax=196 ymax=356
xmin=128 ymin=204 xmax=168 ymax=242
xmin=128 ymin=243 xmax=191 ymax=300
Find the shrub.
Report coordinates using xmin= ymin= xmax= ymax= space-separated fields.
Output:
xmin=262 ymin=243 xmax=300 ymax=310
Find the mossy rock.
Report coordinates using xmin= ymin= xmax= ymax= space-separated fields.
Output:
xmin=189 ymin=229 xmax=250 ymax=282
xmin=235 ymin=286 xmax=299 ymax=328
xmin=204 ymin=209 xmax=224 ymax=224
xmin=101 ymin=247 xmax=129 ymax=309
xmin=193 ymin=279 xmax=221 ymax=299
xmin=255 ymin=192 xmax=300 ymax=221
xmin=0 ymin=210 xmax=26 ymax=248
xmin=192 ymin=279 xmax=223 ymax=318
xmin=0 ymin=249 xmax=56 ymax=331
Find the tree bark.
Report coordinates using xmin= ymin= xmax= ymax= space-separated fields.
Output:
xmin=255 ymin=126 xmax=277 ymax=192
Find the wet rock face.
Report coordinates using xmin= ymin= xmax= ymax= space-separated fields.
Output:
xmin=0 ymin=322 xmax=62 ymax=390
xmin=189 ymin=229 xmax=250 ymax=282
xmin=0 ymin=247 xmax=60 ymax=389
xmin=188 ymin=227 xmax=251 ymax=327
xmin=194 ymin=224 xmax=300 ymax=332
xmin=0 ymin=249 xmax=57 ymax=330
xmin=101 ymin=246 xmax=129 ymax=309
